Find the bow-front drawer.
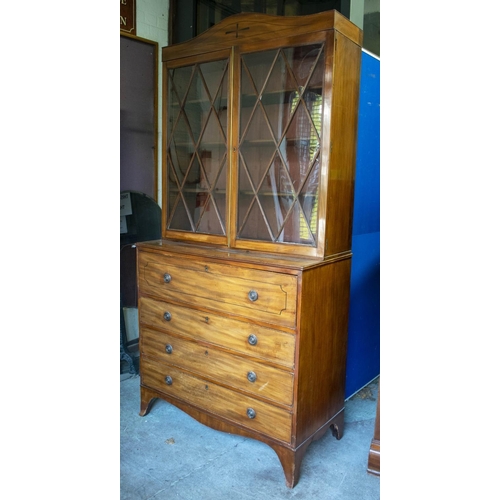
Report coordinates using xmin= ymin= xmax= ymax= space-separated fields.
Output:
xmin=137 ymin=250 xmax=297 ymax=328
xmin=139 ymin=296 xmax=295 ymax=368
xmin=140 ymin=358 xmax=293 ymax=443
xmin=141 ymin=326 xmax=294 ymax=405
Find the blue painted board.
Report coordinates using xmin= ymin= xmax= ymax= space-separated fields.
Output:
xmin=345 ymin=50 xmax=380 ymax=399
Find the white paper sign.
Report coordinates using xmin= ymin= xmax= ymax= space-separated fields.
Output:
xmin=121 ymin=192 xmax=133 ymax=216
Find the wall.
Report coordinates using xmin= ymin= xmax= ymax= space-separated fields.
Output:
xmin=136 ymin=0 xmax=169 ymax=42
xmin=350 ymin=0 xmax=380 ymax=57
xmin=345 ymin=49 xmax=380 ymax=398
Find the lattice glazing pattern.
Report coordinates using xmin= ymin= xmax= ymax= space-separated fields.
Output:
xmin=237 ymin=44 xmax=324 ymax=245
xmin=166 ymin=58 xmax=229 ymax=235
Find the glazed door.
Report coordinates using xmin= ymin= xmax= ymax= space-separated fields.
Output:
xmin=233 ymin=38 xmax=328 ymax=256
xmin=164 ymin=51 xmax=231 ymax=243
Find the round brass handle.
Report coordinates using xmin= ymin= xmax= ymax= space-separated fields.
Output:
xmin=247 ymin=408 xmax=256 ymax=419
xmin=164 ymin=273 xmax=172 ymax=283
xmin=247 ymin=371 xmax=257 ymax=383
xmin=165 ymin=376 xmax=173 ymax=385
xmin=248 ymin=290 xmax=258 ymax=302
xmin=165 ymin=344 xmax=173 ymax=354
xmin=163 ymin=312 xmax=172 ymax=321
xmin=248 ymin=334 xmax=258 ymax=346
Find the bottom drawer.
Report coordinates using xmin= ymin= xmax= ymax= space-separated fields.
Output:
xmin=141 ymin=358 xmax=293 ymax=443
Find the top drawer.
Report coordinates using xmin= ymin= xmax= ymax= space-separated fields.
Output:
xmin=137 ymin=250 xmax=297 ymax=328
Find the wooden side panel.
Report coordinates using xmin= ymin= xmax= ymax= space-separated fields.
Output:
xmin=325 ymin=33 xmax=361 ymax=257
xmin=294 ymin=258 xmax=351 ymax=444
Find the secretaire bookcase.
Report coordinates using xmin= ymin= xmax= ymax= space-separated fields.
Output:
xmin=136 ymin=9 xmax=362 ymax=488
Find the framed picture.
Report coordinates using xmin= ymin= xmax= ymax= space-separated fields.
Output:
xmin=120 ymin=0 xmax=136 ymax=34
xmin=120 ymin=33 xmax=158 ymax=201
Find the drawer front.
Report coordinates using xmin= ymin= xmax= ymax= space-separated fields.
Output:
xmin=139 ymin=297 xmax=295 ymax=368
xmin=141 ymin=358 xmax=292 ymax=443
xmin=138 ymin=251 xmax=297 ymax=328
xmin=141 ymin=326 xmax=294 ymax=405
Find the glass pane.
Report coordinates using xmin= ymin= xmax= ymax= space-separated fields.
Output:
xmin=237 ymin=44 xmax=324 ymax=246
xmin=166 ymin=58 xmax=229 ymax=235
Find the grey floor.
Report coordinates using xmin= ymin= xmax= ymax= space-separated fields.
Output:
xmin=120 ymin=371 xmax=380 ymax=499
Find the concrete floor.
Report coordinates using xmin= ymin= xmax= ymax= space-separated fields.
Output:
xmin=120 ymin=373 xmax=380 ymax=499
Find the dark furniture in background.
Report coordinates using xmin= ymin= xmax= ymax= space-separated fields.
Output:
xmin=121 ymin=191 xmax=161 ymax=374
xmin=367 ymin=384 xmax=380 ymax=476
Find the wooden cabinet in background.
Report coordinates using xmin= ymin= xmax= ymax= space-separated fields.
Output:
xmin=368 ymin=385 xmax=380 ymax=476
xmin=137 ymin=10 xmax=362 ymax=488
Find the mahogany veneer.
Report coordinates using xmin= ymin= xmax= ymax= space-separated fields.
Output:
xmin=137 ymin=241 xmax=351 ymax=487
xmin=136 ymin=10 xmax=362 ymax=488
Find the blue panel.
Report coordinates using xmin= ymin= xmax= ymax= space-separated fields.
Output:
xmin=352 ymin=51 xmax=380 ymax=237
xmin=345 ymin=51 xmax=380 ymax=399
xmin=345 ymin=233 xmax=380 ymax=397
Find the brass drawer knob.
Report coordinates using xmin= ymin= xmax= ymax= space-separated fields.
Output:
xmin=163 ymin=273 xmax=172 ymax=283
xmin=248 ymin=290 xmax=258 ymax=302
xmin=246 ymin=408 xmax=256 ymax=419
xmin=247 ymin=371 xmax=257 ymax=383
xmin=165 ymin=344 xmax=173 ymax=354
xmin=163 ymin=311 xmax=172 ymax=321
xmin=248 ymin=334 xmax=258 ymax=346
xmin=165 ymin=376 xmax=173 ymax=385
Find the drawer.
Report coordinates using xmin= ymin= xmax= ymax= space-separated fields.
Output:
xmin=139 ymin=297 xmax=295 ymax=368
xmin=138 ymin=250 xmax=297 ymax=328
xmin=141 ymin=326 xmax=294 ymax=405
xmin=141 ymin=358 xmax=293 ymax=443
